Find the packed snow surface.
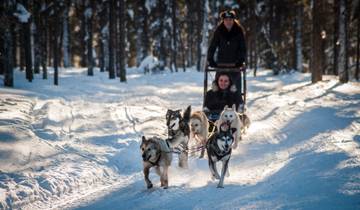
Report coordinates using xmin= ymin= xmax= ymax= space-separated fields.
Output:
xmin=0 ymin=68 xmax=359 ymax=210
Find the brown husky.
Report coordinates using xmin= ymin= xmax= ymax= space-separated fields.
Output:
xmin=140 ymin=136 xmax=172 ymax=189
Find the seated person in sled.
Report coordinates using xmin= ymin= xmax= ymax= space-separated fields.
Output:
xmin=203 ymin=72 xmax=243 ymax=122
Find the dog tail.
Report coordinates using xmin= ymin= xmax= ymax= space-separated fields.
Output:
xmin=183 ymin=105 xmax=191 ymax=123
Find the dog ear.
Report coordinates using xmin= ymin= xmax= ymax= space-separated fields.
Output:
xmin=232 ymin=104 xmax=236 ymax=111
xmin=141 ymin=136 xmax=147 ymax=143
xmin=183 ymin=105 xmax=191 ymax=123
xmin=224 ymin=105 xmax=229 ymax=109
xmin=166 ymin=110 xmax=171 ymax=119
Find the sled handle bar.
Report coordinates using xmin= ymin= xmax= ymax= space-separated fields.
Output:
xmin=206 ymin=66 xmax=246 ymax=72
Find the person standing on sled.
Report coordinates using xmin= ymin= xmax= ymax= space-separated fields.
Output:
xmin=207 ymin=10 xmax=246 ymax=112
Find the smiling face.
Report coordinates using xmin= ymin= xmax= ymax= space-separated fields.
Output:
xmin=218 ymin=75 xmax=230 ymax=90
xmin=224 ymin=18 xmax=234 ymax=30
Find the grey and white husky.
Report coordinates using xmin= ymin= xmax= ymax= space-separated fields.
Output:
xmin=206 ymin=123 xmax=236 ymax=188
xmin=140 ymin=136 xmax=172 ymax=189
xmin=166 ymin=105 xmax=191 ymax=168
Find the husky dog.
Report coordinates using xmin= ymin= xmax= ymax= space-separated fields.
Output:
xmin=140 ymin=136 xmax=172 ymax=189
xmin=166 ymin=105 xmax=191 ymax=168
xmin=190 ymin=111 xmax=209 ymax=158
xmin=206 ymin=123 xmax=236 ymax=188
xmin=239 ymin=113 xmax=251 ymax=134
xmin=217 ymin=104 xmax=242 ymax=149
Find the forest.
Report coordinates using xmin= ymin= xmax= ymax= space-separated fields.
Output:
xmin=0 ymin=0 xmax=359 ymax=87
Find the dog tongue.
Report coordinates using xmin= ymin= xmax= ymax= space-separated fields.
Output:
xmin=221 ymin=123 xmax=229 ymax=131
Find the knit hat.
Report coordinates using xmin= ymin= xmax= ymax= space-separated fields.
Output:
xmin=220 ymin=10 xmax=236 ymax=19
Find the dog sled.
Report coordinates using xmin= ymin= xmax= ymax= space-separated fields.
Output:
xmin=202 ymin=64 xmax=247 ymax=131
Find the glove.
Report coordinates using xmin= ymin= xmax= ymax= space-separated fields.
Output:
xmin=208 ymin=60 xmax=217 ymax=68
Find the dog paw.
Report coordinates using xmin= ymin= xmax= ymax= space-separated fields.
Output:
xmin=217 ymin=185 xmax=224 ymax=188
xmin=147 ymin=183 xmax=153 ymax=189
xmin=163 ymin=186 xmax=168 ymax=189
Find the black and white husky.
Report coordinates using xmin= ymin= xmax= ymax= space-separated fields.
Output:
xmin=166 ymin=105 xmax=191 ymax=168
xmin=206 ymin=122 xmax=236 ymax=188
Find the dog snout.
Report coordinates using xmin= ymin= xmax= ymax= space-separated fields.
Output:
xmin=142 ymin=153 xmax=147 ymax=160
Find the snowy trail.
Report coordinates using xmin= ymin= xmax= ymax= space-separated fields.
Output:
xmin=1 ymin=68 xmax=360 ymax=209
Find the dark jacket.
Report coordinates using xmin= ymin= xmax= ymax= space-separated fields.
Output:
xmin=204 ymin=88 xmax=240 ymax=115
xmin=207 ymin=22 xmax=246 ymax=66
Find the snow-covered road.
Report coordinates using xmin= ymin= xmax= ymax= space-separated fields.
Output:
xmin=1 ymin=68 xmax=359 ymax=209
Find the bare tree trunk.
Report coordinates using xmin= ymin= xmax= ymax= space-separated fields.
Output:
xmin=62 ymin=1 xmax=71 ymax=68
xmin=98 ymin=5 xmax=107 ymax=72
xmin=356 ymin=17 xmax=359 ymax=80
xmin=4 ymin=23 xmax=14 ymax=87
xmin=171 ymin=0 xmax=178 ymax=72
xmin=108 ymin=0 xmax=115 ymax=79
xmin=338 ymin=0 xmax=349 ymax=83
xmin=11 ymin=24 xmax=16 ymax=68
xmin=311 ymin=0 xmax=323 ymax=83
xmin=33 ymin=1 xmax=41 ymax=74
xmin=158 ymin=0 xmax=167 ymax=71
xmin=333 ymin=0 xmax=339 ymax=75
xmin=40 ymin=7 xmax=48 ymax=80
xmin=200 ymin=0 xmax=208 ymax=72
xmin=22 ymin=0 xmax=33 ymax=82
xmin=295 ymin=2 xmax=303 ymax=72
xmin=53 ymin=12 xmax=60 ymax=85
xmin=141 ymin=1 xmax=150 ymax=61
xmin=196 ymin=0 xmax=202 ymax=71
xmin=79 ymin=1 xmax=87 ymax=67
xmin=186 ymin=0 xmax=194 ymax=67
xmin=119 ymin=0 xmax=126 ymax=82
xmin=85 ymin=0 xmax=94 ymax=76
xmin=20 ymin=31 xmax=25 ymax=71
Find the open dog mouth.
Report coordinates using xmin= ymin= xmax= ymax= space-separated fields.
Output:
xmin=142 ymin=153 xmax=151 ymax=161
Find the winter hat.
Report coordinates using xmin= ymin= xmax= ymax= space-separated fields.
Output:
xmin=220 ymin=10 xmax=236 ymax=19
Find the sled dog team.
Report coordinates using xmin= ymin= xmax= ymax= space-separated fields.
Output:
xmin=140 ymin=105 xmax=250 ymax=189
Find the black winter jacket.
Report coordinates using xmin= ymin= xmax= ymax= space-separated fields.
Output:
xmin=204 ymin=88 xmax=240 ymax=115
xmin=207 ymin=22 xmax=246 ymax=66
